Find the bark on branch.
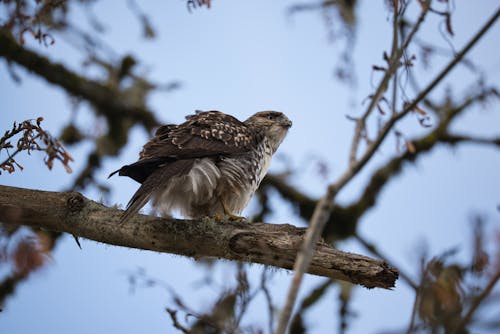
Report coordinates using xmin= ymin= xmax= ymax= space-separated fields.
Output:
xmin=0 ymin=185 xmax=398 ymax=289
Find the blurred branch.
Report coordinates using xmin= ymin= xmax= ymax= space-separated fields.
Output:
xmin=275 ymin=7 xmax=500 ymax=333
xmin=260 ymin=268 xmax=276 ymax=333
xmin=0 ymin=229 xmax=61 ymax=308
xmin=0 ymin=26 xmax=167 ymax=309
xmin=0 ymin=29 xmax=159 ymax=130
xmin=0 ymin=29 xmax=172 ymax=190
xmin=289 ymin=278 xmax=334 ymax=333
xmin=186 ymin=0 xmax=211 ymax=12
xmin=264 ymin=88 xmax=497 ymax=246
xmin=262 ymin=87 xmax=497 ymax=244
xmin=453 ymin=269 xmax=500 ymax=333
xmin=0 ymin=185 xmax=399 ymax=289
xmin=439 ymin=133 xmax=500 ymax=147
xmin=349 ymin=88 xmax=499 ymax=224
xmin=166 ymin=309 xmax=190 ymax=333
xmin=0 ymin=273 xmax=24 ymax=310
xmin=349 ymin=0 xmax=429 ymax=166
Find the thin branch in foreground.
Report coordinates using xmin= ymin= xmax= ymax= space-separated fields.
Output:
xmin=0 ymin=185 xmax=398 ymax=289
xmin=274 ymin=8 xmax=500 ymax=334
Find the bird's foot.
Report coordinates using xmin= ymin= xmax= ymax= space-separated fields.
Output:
xmin=213 ymin=213 xmax=246 ymax=222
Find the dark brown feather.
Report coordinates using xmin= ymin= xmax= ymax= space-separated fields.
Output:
xmin=110 ymin=111 xmax=255 ymax=185
xmin=109 ymin=158 xmax=171 ymax=184
xmin=119 ymin=159 xmax=194 ymax=223
xmin=139 ymin=111 xmax=255 ymax=161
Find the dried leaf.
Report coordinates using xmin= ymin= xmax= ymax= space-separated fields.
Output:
xmin=414 ymin=105 xmax=427 ymax=115
xmin=406 ymin=141 xmax=416 ymax=154
xmin=12 ymin=236 xmax=49 ymax=276
xmin=14 ymin=161 xmax=24 ymax=171
xmin=64 ymin=164 xmax=73 ymax=173
xmin=1 ymin=118 xmax=73 ymax=174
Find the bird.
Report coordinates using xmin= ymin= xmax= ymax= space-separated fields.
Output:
xmin=109 ymin=110 xmax=292 ymax=223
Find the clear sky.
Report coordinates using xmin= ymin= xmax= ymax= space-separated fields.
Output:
xmin=1 ymin=1 xmax=499 ymax=333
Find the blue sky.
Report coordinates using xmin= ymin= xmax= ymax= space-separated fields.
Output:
xmin=1 ymin=1 xmax=500 ymax=333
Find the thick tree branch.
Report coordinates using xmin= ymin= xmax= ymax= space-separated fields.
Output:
xmin=0 ymin=185 xmax=398 ymax=289
xmin=0 ymin=29 xmax=159 ymax=130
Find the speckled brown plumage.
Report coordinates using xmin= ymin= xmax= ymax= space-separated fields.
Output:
xmin=110 ymin=110 xmax=292 ymax=223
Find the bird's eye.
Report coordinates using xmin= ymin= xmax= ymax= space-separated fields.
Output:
xmin=267 ymin=114 xmax=275 ymax=120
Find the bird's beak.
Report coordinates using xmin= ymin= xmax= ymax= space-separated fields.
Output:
xmin=281 ymin=118 xmax=292 ymax=128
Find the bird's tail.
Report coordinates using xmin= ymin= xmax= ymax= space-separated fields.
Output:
xmin=118 ymin=159 xmax=194 ymax=224
xmin=119 ymin=183 xmax=154 ymax=224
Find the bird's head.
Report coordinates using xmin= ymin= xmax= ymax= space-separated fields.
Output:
xmin=244 ymin=111 xmax=292 ymax=151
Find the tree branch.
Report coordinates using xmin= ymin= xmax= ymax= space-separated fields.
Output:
xmin=349 ymin=88 xmax=499 ymax=221
xmin=453 ymin=269 xmax=500 ymax=333
xmin=349 ymin=1 xmax=430 ymax=166
xmin=0 ymin=185 xmax=398 ymax=289
xmin=275 ymin=7 xmax=500 ymax=333
xmin=0 ymin=29 xmax=159 ymax=130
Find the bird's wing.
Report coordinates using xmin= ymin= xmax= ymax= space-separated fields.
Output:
xmin=110 ymin=111 xmax=256 ymax=183
xmin=140 ymin=111 xmax=255 ymax=160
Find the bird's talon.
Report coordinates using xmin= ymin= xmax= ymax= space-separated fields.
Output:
xmin=227 ymin=214 xmax=245 ymax=222
xmin=213 ymin=213 xmax=225 ymax=221
xmin=212 ymin=213 xmax=245 ymax=222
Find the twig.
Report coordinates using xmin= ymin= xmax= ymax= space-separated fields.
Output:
xmin=260 ymin=268 xmax=276 ymax=334
xmin=166 ymin=308 xmax=190 ymax=334
xmin=0 ymin=147 xmax=22 ymax=169
xmin=0 ymin=118 xmax=73 ymax=174
xmin=440 ymin=134 xmax=500 ymax=147
xmin=349 ymin=1 xmax=431 ymax=166
xmin=401 ymin=7 xmax=500 ymax=117
xmin=391 ymin=0 xmax=400 ymax=117
xmin=350 ymin=88 xmax=499 ymax=219
xmin=453 ymin=269 xmax=500 ymax=333
xmin=406 ymin=258 xmax=428 ymax=334
xmin=274 ymin=8 xmax=500 ymax=334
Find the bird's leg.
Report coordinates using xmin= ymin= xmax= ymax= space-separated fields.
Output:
xmin=215 ymin=199 xmax=245 ymax=221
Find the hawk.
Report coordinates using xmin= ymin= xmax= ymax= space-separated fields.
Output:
xmin=110 ymin=110 xmax=292 ymax=223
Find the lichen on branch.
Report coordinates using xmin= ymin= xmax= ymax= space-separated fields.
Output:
xmin=0 ymin=185 xmax=399 ymax=289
